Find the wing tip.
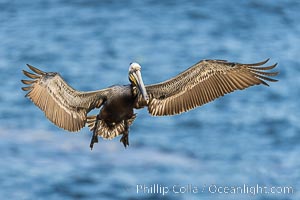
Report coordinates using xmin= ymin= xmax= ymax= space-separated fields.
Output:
xmin=26 ymin=64 xmax=46 ymax=75
xmin=21 ymin=86 xmax=32 ymax=91
xmin=22 ymin=69 xmax=40 ymax=79
xmin=264 ymin=58 xmax=270 ymax=63
xmin=248 ymin=61 xmax=278 ymax=72
xmin=22 ymin=69 xmax=28 ymax=75
xmin=244 ymin=58 xmax=270 ymax=66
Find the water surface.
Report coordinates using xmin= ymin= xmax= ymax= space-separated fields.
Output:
xmin=0 ymin=0 xmax=299 ymax=199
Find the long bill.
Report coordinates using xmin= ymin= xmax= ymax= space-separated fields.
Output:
xmin=133 ymin=70 xmax=149 ymax=101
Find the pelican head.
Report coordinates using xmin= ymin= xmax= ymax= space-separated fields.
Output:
xmin=129 ymin=62 xmax=149 ymax=101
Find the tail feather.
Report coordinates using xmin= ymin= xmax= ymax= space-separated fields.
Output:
xmin=86 ymin=114 xmax=137 ymax=140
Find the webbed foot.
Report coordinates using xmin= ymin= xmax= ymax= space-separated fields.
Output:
xmin=90 ymin=135 xmax=98 ymax=150
xmin=120 ymin=132 xmax=129 ymax=148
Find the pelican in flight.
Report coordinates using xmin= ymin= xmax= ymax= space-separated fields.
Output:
xmin=21 ymin=59 xmax=278 ymax=149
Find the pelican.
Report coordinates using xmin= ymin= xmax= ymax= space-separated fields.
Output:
xmin=21 ymin=59 xmax=278 ymax=149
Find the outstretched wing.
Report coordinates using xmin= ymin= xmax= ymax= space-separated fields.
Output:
xmin=144 ymin=59 xmax=278 ymax=116
xmin=21 ymin=64 xmax=110 ymax=131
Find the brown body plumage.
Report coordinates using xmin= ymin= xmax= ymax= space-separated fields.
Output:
xmin=21 ymin=59 xmax=278 ymax=149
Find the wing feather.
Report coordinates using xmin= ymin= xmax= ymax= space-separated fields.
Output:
xmin=21 ymin=64 xmax=109 ymax=131
xmin=145 ymin=59 xmax=278 ymax=116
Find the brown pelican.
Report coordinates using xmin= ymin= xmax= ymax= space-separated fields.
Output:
xmin=21 ymin=59 xmax=278 ymax=149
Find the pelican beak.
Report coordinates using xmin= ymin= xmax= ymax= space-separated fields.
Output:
xmin=132 ymin=70 xmax=149 ymax=101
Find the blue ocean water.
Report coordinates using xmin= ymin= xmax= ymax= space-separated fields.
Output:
xmin=0 ymin=0 xmax=299 ymax=199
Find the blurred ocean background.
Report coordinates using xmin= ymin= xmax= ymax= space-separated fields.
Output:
xmin=0 ymin=0 xmax=299 ymax=199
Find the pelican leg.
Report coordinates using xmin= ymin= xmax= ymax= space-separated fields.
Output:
xmin=90 ymin=129 xmax=98 ymax=150
xmin=90 ymin=115 xmax=100 ymax=150
xmin=120 ymin=120 xmax=129 ymax=148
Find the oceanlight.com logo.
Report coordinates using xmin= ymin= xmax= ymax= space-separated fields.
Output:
xmin=136 ymin=184 xmax=294 ymax=196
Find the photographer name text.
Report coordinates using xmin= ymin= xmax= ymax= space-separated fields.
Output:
xmin=136 ymin=184 xmax=293 ymax=196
